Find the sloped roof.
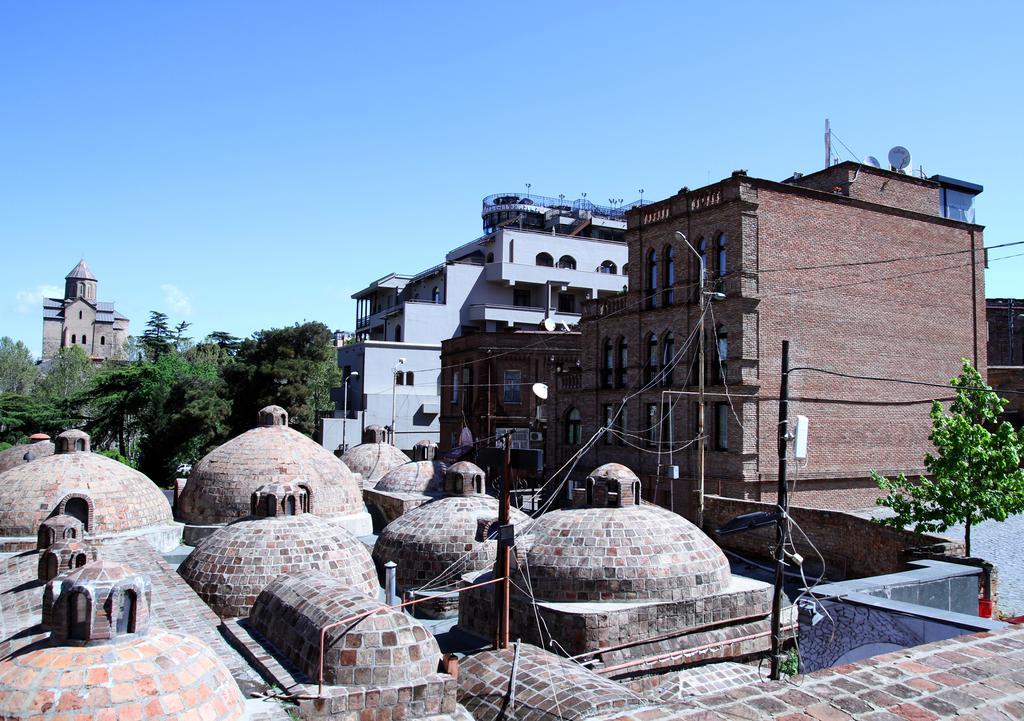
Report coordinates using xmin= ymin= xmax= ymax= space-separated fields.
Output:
xmin=65 ymin=259 xmax=96 ymax=281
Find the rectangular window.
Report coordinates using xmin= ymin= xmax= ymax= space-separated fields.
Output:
xmin=496 ymin=427 xmax=530 ymax=449
xmin=503 ymin=370 xmax=522 ymax=403
xmin=715 ymin=403 xmax=729 ymax=450
xmin=463 ymin=368 xmax=473 ymax=408
xmin=558 ymin=293 xmax=576 ymax=313
xmin=603 ymin=404 xmax=615 ymax=445
xmin=513 ymin=289 xmax=532 ymax=307
xmin=452 ymin=372 xmax=460 ymax=404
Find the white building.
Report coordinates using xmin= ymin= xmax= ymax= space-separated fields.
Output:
xmin=325 ymin=193 xmax=635 ymax=452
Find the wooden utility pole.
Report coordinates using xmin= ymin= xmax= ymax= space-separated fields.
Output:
xmin=695 ymin=252 xmax=706 ymax=528
xmin=493 ymin=431 xmax=513 ymax=650
xmin=770 ymin=340 xmax=791 ymax=681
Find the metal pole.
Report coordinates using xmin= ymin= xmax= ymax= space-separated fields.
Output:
xmin=696 ymin=254 xmax=706 ymax=528
xmin=342 ymin=377 xmax=349 ymax=453
xmin=494 ymin=431 xmax=512 ymax=650
xmin=770 ymin=339 xmax=791 ymax=681
xmin=391 ymin=369 xmax=398 ymax=445
xmin=384 ymin=561 xmax=397 ymax=606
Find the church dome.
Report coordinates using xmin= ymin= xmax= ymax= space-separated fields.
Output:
xmin=1 ymin=559 xmax=246 ymax=720
xmin=341 ymin=442 xmax=410 ymax=483
xmin=0 ymin=430 xmax=172 ymax=539
xmin=0 ymin=437 xmax=54 ymax=473
xmin=373 ymin=465 xmax=528 ymax=589
xmin=251 ymin=571 xmax=441 ymax=686
xmin=177 ymin=405 xmax=364 ymax=525
xmin=523 ymin=464 xmax=731 ymax=603
xmin=178 ymin=482 xmax=378 ymax=618
xmin=373 ymin=460 xmax=446 ymax=494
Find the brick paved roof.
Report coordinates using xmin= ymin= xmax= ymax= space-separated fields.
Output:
xmin=251 ymin=571 xmax=441 ymax=686
xmin=177 ymin=406 xmax=364 ymax=525
xmin=374 ymin=460 xmax=447 ymax=494
xmin=0 ymin=439 xmax=54 ymax=473
xmin=524 ymin=502 xmax=732 ymax=603
xmin=0 ymin=628 xmax=246 ymax=720
xmin=179 ymin=511 xmax=379 ymax=618
xmin=372 ymin=495 xmax=530 ymax=589
xmin=341 ymin=442 xmax=411 ymax=482
xmin=0 ymin=431 xmax=172 ymax=538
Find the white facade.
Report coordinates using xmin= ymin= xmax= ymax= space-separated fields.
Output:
xmin=334 ymin=193 xmax=636 ymax=450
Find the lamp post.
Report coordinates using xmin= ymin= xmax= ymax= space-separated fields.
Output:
xmin=342 ymin=370 xmax=359 ymax=453
xmin=391 ymin=358 xmax=406 ymax=446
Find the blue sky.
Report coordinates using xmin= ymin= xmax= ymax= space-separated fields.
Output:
xmin=2 ymin=2 xmax=1021 ymax=357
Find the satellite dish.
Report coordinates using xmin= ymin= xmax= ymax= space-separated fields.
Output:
xmin=532 ymin=382 xmax=549 ymax=400
xmin=541 ymin=318 xmax=556 ymax=332
xmin=864 ymin=156 xmax=881 ymax=168
xmin=888 ymin=146 xmax=912 ymax=171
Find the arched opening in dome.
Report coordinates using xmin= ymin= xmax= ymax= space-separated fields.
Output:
xmin=68 ymin=590 xmax=90 ymax=641
xmin=115 ymin=589 xmax=138 ymax=634
xmin=75 ymin=438 xmax=85 ymax=451
xmin=44 ymin=554 xmax=58 ymax=581
xmin=37 ymin=526 xmax=52 ymax=549
xmin=298 ymin=484 xmax=312 ymax=513
xmin=63 ymin=497 xmax=90 ymax=530
xmin=74 ymin=553 xmax=87 ymax=568
xmin=286 ymin=495 xmax=297 ymax=515
xmin=64 ymin=526 xmax=77 ymax=539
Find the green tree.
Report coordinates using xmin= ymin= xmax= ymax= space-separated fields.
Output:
xmin=0 ymin=392 xmax=70 ymax=444
xmin=141 ymin=311 xmax=173 ymax=360
xmin=224 ymin=322 xmax=336 ymax=437
xmin=873 ymin=360 xmax=1024 ymax=556
xmin=35 ymin=346 xmax=95 ymax=403
xmin=0 ymin=337 xmax=39 ymax=394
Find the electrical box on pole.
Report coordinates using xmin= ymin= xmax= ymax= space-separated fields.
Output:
xmin=793 ymin=415 xmax=809 ymax=460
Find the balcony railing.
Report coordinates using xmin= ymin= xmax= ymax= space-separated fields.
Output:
xmin=483 ymin=192 xmax=646 ymax=221
xmin=582 ymin=292 xmax=629 ymax=319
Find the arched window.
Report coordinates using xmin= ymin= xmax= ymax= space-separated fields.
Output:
xmin=602 ymin=338 xmax=614 ymax=389
xmin=644 ymin=333 xmax=658 ymax=384
xmin=646 ymin=249 xmax=658 ymax=309
xmin=78 ymin=310 xmax=83 ymax=319
xmin=599 ymin=260 xmax=617 ymax=274
xmin=715 ymin=326 xmax=728 ymax=384
xmin=662 ymin=332 xmax=675 ymax=386
xmin=716 ymin=233 xmax=727 ymax=278
xmin=286 ymin=495 xmax=297 ymax=515
xmin=75 ymin=439 xmax=85 ymax=452
xmin=64 ymin=498 xmax=89 ymax=529
xmin=616 ymin=338 xmax=628 ymax=389
xmin=74 ymin=553 xmax=87 ymax=568
xmin=564 ymin=408 xmax=582 ymax=446
xmin=622 ymin=262 xmax=630 ymax=277
xmin=663 ymin=246 xmax=675 ymax=306
xmin=394 ymin=325 xmax=402 ymax=342
xmin=100 ymin=336 xmax=105 ymax=345
xmin=432 ymin=287 xmax=441 ymax=304
xmin=535 ymin=252 xmax=554 ymax=267
xmin=82 ymin=335 xmax=87 ymax=345
xmin=557 ymin=255 xmax=576 ymax=270
xmin=71 ymin=334 xmax=77 ymax=344
xmin=69 ymin=590 xmax=90 ymax=641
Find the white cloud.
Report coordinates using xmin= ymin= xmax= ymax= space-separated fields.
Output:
xmin=15 ymin=285 xmax=63 ymax=313
xmin=161 ymin=284 xmax=193 ymax=316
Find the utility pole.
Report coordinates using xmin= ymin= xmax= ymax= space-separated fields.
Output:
xmin=824 ymin=118 xmax=831 ymax=169
xmin=494 ymin=431 xmax=513 ymax=650
xmin=696 ymin=250 xmax=707 ymax=528
xmin=390 ymin=358 xmax=406 ymax=446
xmin=770 ymin=339 xmax=791 ymax=681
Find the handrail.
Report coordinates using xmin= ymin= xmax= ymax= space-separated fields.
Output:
xmin=316 ymin=576 xmax=502 ymax=696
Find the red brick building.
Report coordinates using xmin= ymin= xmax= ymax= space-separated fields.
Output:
xmin=987 ymin=298 xmax=1024 ymax=429
xmin=439 ymin=330 xmax=580 ymax=455
xmin=550 ymin=162 xmax=986 ymax=513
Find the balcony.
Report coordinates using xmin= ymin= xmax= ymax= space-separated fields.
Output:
xmin=582 ymin=292 xmax=629 ymax=320
xmin=485 ymin=261 xmax=627 ymax=294
xmin=467 ymin=303 xmax=582 ymax=327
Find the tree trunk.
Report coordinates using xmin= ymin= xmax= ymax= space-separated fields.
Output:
xmin=965 ymin=520 xmax=972 ymax=557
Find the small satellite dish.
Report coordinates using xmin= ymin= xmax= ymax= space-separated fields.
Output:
xmin=864 ymin=156 xmax=881 ymax=168
xmin=541 ymin=318 xmax=556 ymax=332
xmin=532 ymin=383 xmax=549 ymax=400
xmin=888 ymin=146 xmax=912 ymax=171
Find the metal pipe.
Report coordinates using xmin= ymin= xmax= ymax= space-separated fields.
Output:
xmin=596 ymin=624 xmax=799 ymax=675
xmin=384 ymin=561 xmax=397 ymax=606
xmin=316 ymin=576 xmax=501 ymax=696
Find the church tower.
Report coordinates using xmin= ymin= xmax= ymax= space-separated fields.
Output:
xmin=41 ymin=261 xmax=129 ymax=363
xmin=63 ymin=260 xmax=98 ymax=302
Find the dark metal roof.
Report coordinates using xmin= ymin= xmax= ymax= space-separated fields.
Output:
xmin=65 ymin=259 xmax=96 ymax=281
xmin=930 ymin=174 xmax=984 ymax=195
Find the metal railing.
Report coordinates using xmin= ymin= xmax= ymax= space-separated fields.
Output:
xmin=483 ymin=192 xmax=645 ymax=220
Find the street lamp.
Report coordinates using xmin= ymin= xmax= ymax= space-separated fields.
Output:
xmin=391 ymin=358 xmax=406 ymax=446
xmin=342 ymin=370 xmax=359 ymax=454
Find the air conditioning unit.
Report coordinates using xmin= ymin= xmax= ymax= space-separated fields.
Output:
xmin=529 ymin=431 xmax=544 ymax=442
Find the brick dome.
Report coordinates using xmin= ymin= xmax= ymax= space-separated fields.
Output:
xmin=0 ymin=629 xmax=246 ymax=720
xmin=251 ymin=571 xmax=441 ymax=686
xmin=178 ymin=484 xmax=378 ymax=617
xmin=459 ymin=643 xmax=649 ymax=721
xmin=0 ymin=438 xmax=54 ymax=473
xmin=177 ymin=406 xmax=364 ymax=525
xmin=0 ymin=430 xmax=172 ymax=539
xmin=341 ymin=442 xmax=410 ymax=482
xmin=373 ymin=460 xmax=446 ymax=494
xmin=523 ymin=464 xmax=731 ymax=603
xmin=373 ymin=495 xmax=530 ymax=589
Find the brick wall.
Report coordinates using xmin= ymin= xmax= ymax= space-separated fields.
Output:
xmin=987 ymin=299 xmax=1024 ymax=366
xmin=551 ymin=166 xmax=986 ymax=514
xmin=988 ymin=366 xmax=1024 ymax=429
xmin=701 ymin=495 xmax=960 ymax=579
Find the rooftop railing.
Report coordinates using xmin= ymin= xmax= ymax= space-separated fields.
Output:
xmin=483 ymin=192 xmax=645 ymax=220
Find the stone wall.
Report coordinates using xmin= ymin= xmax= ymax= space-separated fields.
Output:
xmin=701 ymin=495 xmax=960 ymax=579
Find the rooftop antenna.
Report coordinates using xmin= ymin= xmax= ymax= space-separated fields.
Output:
xmin=525 ymin=182 xmax=531 ymax=198
xmin=864 ymin=156 xmax=882 ymax=168
xmin=825 ymin=118 xmax=831 ymax=168
xmin=639 ymin=189 xmax=644 ymax=206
